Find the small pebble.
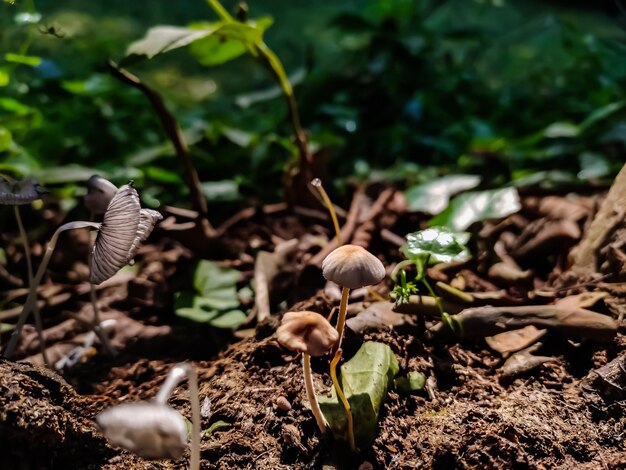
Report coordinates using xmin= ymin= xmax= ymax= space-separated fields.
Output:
xmin=276 ymin=396 xmax=292 ymax=412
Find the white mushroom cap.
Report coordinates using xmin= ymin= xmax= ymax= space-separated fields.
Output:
xmin=96 ymin=402 xmax=187 ymax=459
xmin=85 ymin=175 xmax=117 ymax=214
xmin=89 ymin=184 xmax=162 ymax=284
xmin=322 ymin=244 xmax=385 ymax=289
xmin=276 ymin=311 xmax=339 ymax=356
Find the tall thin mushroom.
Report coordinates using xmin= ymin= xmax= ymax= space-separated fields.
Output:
xmin=276 ymin=310 xmax=339 ymax=434
xmin=321 ymin=244 xmax=385 ymax=451
xmin=84 ymin=175 xmax=119 ymax=355
xmin=0 ymin=176 xmax=50 ymax=365
xmin=322 ymin=244 xmax=386 ymax=353
xmin=4 ymin=183 xmax=161 ymax=359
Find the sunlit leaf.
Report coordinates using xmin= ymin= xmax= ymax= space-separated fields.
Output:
xmin=429 ymin=187 xmax=521 ymax=231
xmin=319 ymin=342 xmax=399 ymax=446
xmin=0 ymin=127 xmax=12 ymax=152
xmin=401 ymin=227 xmax=471 ymax=264
xmin=126 ymin=25 xmax=219 ymax=59
xmin=4 ymin=53 xmax=41 ymax=67
xmin=0 ymin=68 xmax=8 ymax=87
xmin=188 ymin=17 xmax=273 ymax=66
xmin=404 ymin=174 xmax=480 ymax=214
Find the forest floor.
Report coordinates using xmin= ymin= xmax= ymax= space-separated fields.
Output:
xmin=0 ymin=182 xmax=625 ymax=469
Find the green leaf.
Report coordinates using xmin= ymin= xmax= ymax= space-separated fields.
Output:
xmin=189 ymin=35 xmax=247 ymax=66
xmin=34 ymin=165 xmax=106 ymax=185
xmin=126 ymin=25 xmax=219 ymax=59
xmin=175 ymin=261 xmax=245 ymax=329
xmin=404 ymin=174 xmax=480 ymax=214
xmin=0 ymin=127 xmax=12 ymax=153
xmin=193 ymin=260 xmax=240 ymax=295
xmin=543 ymin=122 xmax=579 ymax=138
xmin=0 ymin=68 xmax=9 ymax=87
xmin=146 ymin=166 xmax=184 ymax=184
xmin=401 ymin=227 xmax=471 ymax=265
xmin=429 ymin=187 xmax=521 ymax=231
xmin=202 ymin=420 xmax=231 ymax=438
xmin=208 ymin=309 xmax=247 ymax=329
xmin=200 ymin=180 xmax=240 ymax=202
xmin=578 ymin=101 xmax=626 ymax=134
xmin=4 ymin=53 xmax=42 ymax=67
xmin=578 ymin=152 xmax=610 ymax=180
xmin=394 ymin=371 xmax=426 ymax=393
xmin=188 ymin=17 xmax=273 ymax=66
xmin=319 ymin=342 xmax=399 ymax=446
xmin=0 ymin=323 xmax=14 ymax=333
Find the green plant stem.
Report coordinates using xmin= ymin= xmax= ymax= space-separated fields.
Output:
xmin=390 ymin=260 xmax=415 ymax=283
xmin=330 ymin=348 xmax=355 ymax=452
xmin=4 ymin=221 xmax=101 ymax=359
xmin=311 ymin=179 xmax=342 ymax=244
xmin=155 ymin=363 xmax=201 ymax=470
xmin=332 ymin=287 xmax=350 ymax=355
xmin=14 ymin=205 xmax=50 ymax=366
xmin=302 ymin=353 xmax=327 ymax=434
xmin=205 ymin=0 xmax=310 ymax=167
xmin=421 ymin=278 xmax=445 ymax=317
xmin=206 ymin=0 xmax=232 ymax=22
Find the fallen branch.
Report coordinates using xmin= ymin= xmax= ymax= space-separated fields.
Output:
xmin=428 ymin=304 xmax=617 ymax=342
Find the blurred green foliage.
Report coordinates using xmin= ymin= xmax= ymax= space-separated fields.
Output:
xmin=1 ymin=0 xmax=626 ymax=216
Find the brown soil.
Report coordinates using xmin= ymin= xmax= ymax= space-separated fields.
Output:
xmin=1 ymin=187 xmax=625 ymax=469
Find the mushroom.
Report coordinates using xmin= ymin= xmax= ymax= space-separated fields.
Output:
xmin=84 ymin=175 xmax=119 ymax=355
xmin=322 ymin=244 xmax=386 ymax=352
xmin=322 ymin=244 xmax=385 ymax=451
xmin=276 ymin=310 xmax=339 ymax=434
xmin=4 ymin=183 xmax=161 ymax=359
xmin=0 ymin=176 xmax=50 ymax=365
xmin=89 ymin=183 xmax=162 ymax=284
xmin=97 ymin=363 xmax=200 ymax=469
xmin=85 ymin=175 xmax=117 ymax=215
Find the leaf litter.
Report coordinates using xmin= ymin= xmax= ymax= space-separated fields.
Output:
xmin=0 ymin=180 xmax=625 ymax=469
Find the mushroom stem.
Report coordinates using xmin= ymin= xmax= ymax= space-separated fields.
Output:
xmin=330 ymin=348 xmax=356 ymax=452
xmin=332 ymin=287 xmax=350 ymax=355
xmin=13 ymin=205 xmax=51 ymax=367
xmin=311 ymin=178 xmax=342 ymax=244
xmin=87 ymin=212 xmax=117 ymax=356
xmin=154 ymin=363 xmax=201 ymax=470
xmin=89 ymin=282 xmax=117 ymax=355
xmin=4 ymin=221 xmax=101 ymax=359
xmin=302 ymin=352 xmax=327 ymax=434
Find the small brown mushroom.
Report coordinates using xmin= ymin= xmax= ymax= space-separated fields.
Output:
xmin=277 ymin=311 xmax=339 ymax=356
xmin=276 ymin=311 xmax=338 ymax=434
xmin=322 ymin=244 xmax=385 ymax=352
xmin=322 ymin=244 xmax=386 ymax=290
